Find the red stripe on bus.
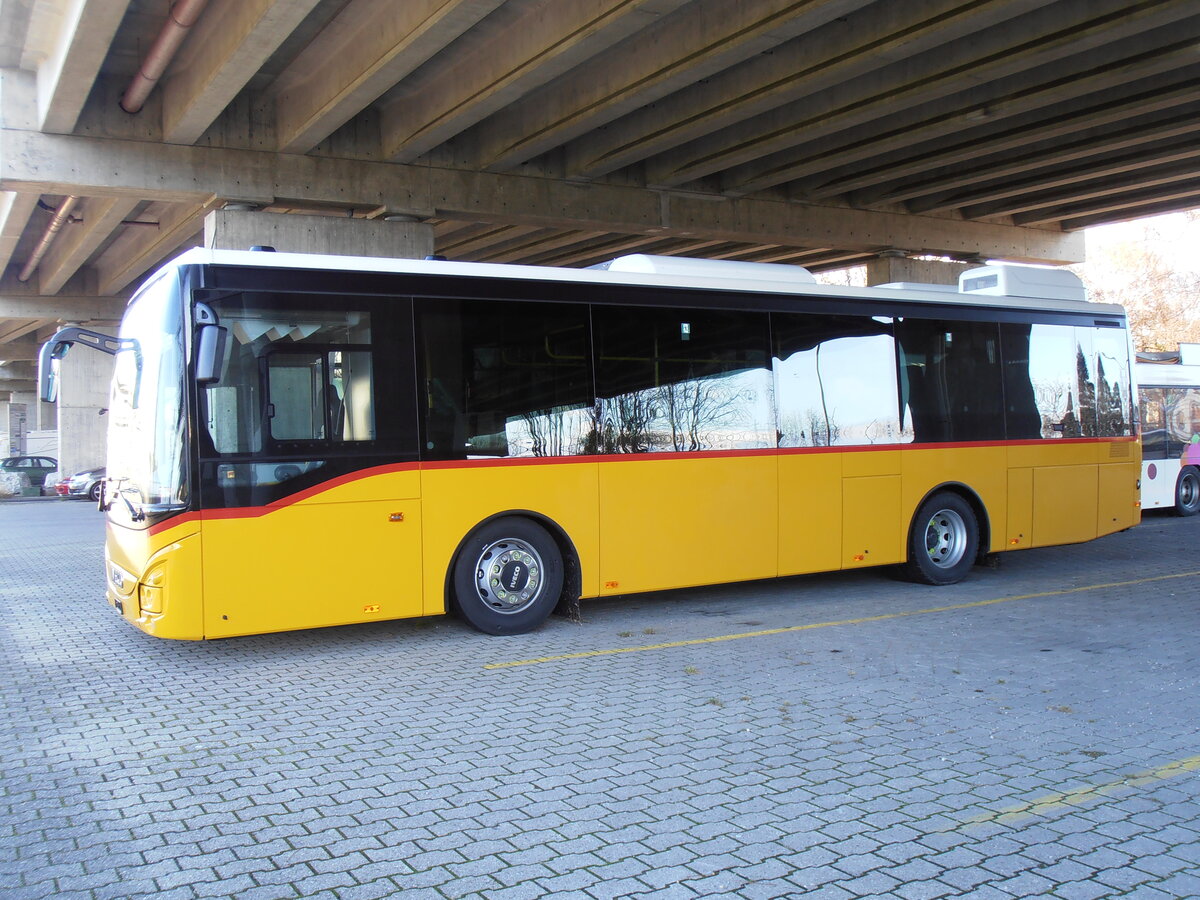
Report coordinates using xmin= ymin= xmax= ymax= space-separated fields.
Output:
xmin=147 ymin=435 xmax=1137 ymax=533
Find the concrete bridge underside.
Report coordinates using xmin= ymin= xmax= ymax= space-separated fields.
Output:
xmin=2 ymin=0 xmax=1200 ymax=397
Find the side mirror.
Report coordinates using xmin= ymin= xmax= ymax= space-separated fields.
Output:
xmin=195 ymin=324 xmax=228 ymax=384
xmin=37 ymin=339 xmax=69 ymax=403
xmin=38 ymin=326 xmax=137 ymax=402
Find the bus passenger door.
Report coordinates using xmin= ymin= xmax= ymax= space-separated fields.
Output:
xmin=194 ymin=292 xmax=423 ymax=638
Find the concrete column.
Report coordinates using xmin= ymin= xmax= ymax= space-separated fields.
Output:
xmin=866 ymin=256 xmax=974 ymax=287
xmin=204 ymin=210 xmax=435 ymax=259
xmin=56 ymin=346 xmax=113 ymax=479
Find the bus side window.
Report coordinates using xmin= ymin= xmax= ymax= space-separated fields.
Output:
xmin=1140 ymin=387 xmax=1167 ymax=460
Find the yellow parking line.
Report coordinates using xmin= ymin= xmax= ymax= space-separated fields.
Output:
xmin=484 ymin=569 xmax=1200 ymax=670
xmin=963 ymin=754 xmax=1200 ymax=828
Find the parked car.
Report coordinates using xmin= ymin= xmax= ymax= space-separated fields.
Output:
xmin=0 ymin=456 xmax=58 ymax=494
xmin=60 ymin=466 xmax=106 ymax=502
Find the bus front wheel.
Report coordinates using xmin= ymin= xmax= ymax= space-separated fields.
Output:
xmin=451 ymin=517 xmax=564 ymax=635
xmin=1176 ymin=467 xmax=1200 ymax=517
xmin=902 ymin=492 xmax=979 ymax=586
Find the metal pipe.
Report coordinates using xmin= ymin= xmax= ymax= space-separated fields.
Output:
xmin=120 ymin=0 xmax=210 ymax=114
xmin=17 ymin=196 xmax=79 ymax=283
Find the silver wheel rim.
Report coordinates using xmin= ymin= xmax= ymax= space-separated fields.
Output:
xmin=924 ymin=508 xmax=968 ymax=569
xmin=473 ymin=538 xmax=545 ymax=615
xmin=1183 ymin=474 xmax=1200 ymax=509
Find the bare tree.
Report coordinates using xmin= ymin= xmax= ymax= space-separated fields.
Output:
xmin=1075 ymin=229 xmax=1200 ymax=352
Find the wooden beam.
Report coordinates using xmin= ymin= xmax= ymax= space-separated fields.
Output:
xmin=33 ymin=0 xmax=134 ymax=134
xmin=38 ymin=196 xmax=140 ymax=294
xmin=162 ymin=0 xmax=325 ymax=144
xmin=0 ymin=127 xmax=1085 ymax=263
xmin=380 ymin=0 xmax=692 ymax=162
xmin=271 ymin=0 xmax=504 ymax=154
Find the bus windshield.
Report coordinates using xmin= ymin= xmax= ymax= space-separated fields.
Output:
xmin=106 ymin=268 xmax=188 ymax=520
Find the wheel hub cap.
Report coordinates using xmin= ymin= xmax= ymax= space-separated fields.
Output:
xmin=475 ymin=539 xmax=543 ymax=614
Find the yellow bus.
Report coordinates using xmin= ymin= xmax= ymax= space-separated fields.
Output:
xmin=41 ymin=250 xmax=1140 ymax=639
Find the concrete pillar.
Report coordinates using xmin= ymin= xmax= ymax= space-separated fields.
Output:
xmin=866 ymin=256 xmax=974 ymax=287
xmin=56 ymin=345 xmax=113 ymax=479
xmin=204 ymin=210 xmax=435 ymax=259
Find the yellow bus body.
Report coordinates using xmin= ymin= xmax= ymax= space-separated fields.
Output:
xmin=104 ymin=438 xmax=1140 ymax=640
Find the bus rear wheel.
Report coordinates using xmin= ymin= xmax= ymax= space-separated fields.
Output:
xmin=902 ymin=492 xmax=979 ymax=586
xmin=451 ymin=517 xmax=564 ymax=635
xmin=1176 ymin=467 xmax=1200 ymax=517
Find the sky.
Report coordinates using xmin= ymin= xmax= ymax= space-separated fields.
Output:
xmin=1082 ymin=208 xmax=1200 ymax=274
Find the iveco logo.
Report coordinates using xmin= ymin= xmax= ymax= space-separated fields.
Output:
xmin=508 ymin=566 xmax=523 ymax=590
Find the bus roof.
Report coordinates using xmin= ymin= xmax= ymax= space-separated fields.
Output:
xmin=163 ymin=247 xmax=1126 ymax=319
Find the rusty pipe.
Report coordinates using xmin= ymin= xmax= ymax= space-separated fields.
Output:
xmin=17 ymin=196 xmax=79 ymax=283
xmin=120 ymin=0 xmax=210 ymax=114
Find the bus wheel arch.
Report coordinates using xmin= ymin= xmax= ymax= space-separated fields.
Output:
xmin=446 ymin=511 xmax=578 ymax=635
xmin=902 ymin=484 xmax=987 ymax=585
xmin=1176 ymin=466 xmax=1200 ymax=517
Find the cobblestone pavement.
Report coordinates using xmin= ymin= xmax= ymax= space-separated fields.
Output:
xmin=3 ymin=499 xmax=1199 ymax=900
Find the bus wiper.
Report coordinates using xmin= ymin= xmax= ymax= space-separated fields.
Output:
xmin=117 ymin=485 xmax=147 ymax=522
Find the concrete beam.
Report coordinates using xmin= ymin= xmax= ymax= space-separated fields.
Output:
xmin=30 ymin=0 xmax=133 ymax=134
xmin=271 ymin=0 xmax=504 ymax=154
xmin=0 ymin=337 xmax=38 ymax=361
xmin=162 ymin=0 xmax=325 ymax=145
xmin=204 ymin=210 xmax=434 ymax=258
xmin=650 ymin=0 xmax=1196 ymax=190
xmin=466 ymin=0 xmax=857 ymax=171
xmin=95 ymin=197 xmax=222 ymax=295
xmin=0 ymin=127 xmax=1085 ymax=263
xmin=38 ymin=196 xmax=140 ymax=294
xmin=0 ymin=278 xmax=127 ymax=319
xmin=563 ymin=0 xmax=1034 ymax=180
xmin=865 ymin=256 xmax=972 ymax=287
xmin=840 ymin=83 xmax=1200 ymax=207
xmin=381 ymin=0 xmax=690 ymax=162
xmin=0 ymin=190 xmax=38 ymax=276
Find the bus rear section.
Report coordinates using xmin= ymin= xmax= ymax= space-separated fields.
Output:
xmin=1136 ymin=343 xmax=1200 ymax=516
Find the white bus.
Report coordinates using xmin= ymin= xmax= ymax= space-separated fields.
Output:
xmin=1136 ymin=343 xmax=1200 ymax=515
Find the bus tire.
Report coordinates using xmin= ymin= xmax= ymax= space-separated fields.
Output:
xmin=451 ymin=517 xmax=564 ymax=635
xmin=1176 ymin=467 xmax=1200 ymax=517
xmin=902 ymin=491 xmax=979 ymax=586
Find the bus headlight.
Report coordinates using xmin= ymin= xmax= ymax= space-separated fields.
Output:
xmin=139 ymin=566 xmax=166 ymax=615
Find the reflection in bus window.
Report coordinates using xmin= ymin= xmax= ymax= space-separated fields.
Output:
xmin=417 ymin=299 xmax=594 ymax=459
xmin=593 ymin=306 xmax=773 ymax=452
xmin=1008 ymin=324 xmax=1083 ymax=438
xmin=1093 ymin=327 xmax=1133 ymax=438
xmin=773 ymin=314 xmax=905 ymax=446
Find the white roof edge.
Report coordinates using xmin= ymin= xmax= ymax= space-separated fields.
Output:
xmin=162 ymin=248 xmax=1126 ymax=317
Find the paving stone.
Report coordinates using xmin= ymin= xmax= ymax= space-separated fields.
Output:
xmin=4 ymin=503 xmax=1200 ymax=900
